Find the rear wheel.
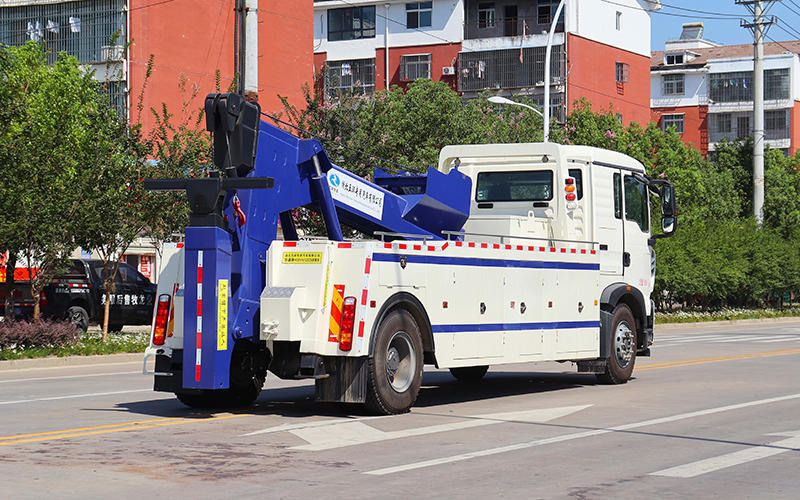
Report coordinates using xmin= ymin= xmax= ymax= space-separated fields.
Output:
xmin=365 ymin=309 xmax=424 ymax=415
xmin=597 ymin=304 xmax=637 ymax=384
xmin=450 ymin=365 xmax=489 ymax=381
xmin=176 ymin=343 xmax=270 ymax=409
xmin=66 ymin=306 xmax=89 ymax=333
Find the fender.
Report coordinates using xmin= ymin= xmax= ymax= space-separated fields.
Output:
xmin=369 ymin=291 xmax=435 ymax=365
xmin=600 ymin=283 xmax=648 ymax=355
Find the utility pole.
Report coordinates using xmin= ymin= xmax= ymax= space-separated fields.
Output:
xmin=738 ymin=0 xmax=779 ymax=226
xmin=234 ymin=0 xmax=259 ymax=102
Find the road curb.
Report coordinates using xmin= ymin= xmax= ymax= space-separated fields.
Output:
xmin=656 ymin=316 xmax=800 ymax=330
xmin=0 ymin=353 xmax=143 ymax=371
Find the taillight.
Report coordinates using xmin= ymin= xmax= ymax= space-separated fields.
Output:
xmin=152 ymin=294 xmax=171 ymax=346
xmin=40 ymin=294 xmax=48 ymax=306
xmin=339 ymin=296 xmax=357 ymax=351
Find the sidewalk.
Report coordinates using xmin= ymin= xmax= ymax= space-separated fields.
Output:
xmin=0 ymin=353 xmax=143 ymax=371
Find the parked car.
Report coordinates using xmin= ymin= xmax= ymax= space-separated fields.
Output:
xmin=0 ymin=259 xmax=156 ymax=331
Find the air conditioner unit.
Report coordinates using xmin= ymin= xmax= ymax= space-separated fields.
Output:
xmin=101 ymin=45 xmax=124 ymax=62
xmin=442 ymin=66 xmax=456 ymax=76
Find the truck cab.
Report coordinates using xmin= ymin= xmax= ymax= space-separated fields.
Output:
xmin=438 ymin=142 xmax=676 ymax=361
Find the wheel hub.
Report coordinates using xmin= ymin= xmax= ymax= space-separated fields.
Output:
xmin=384 ymin=331 xmax=415 ymax=393
xmin=614 ymin=321 xmax=634 ymax=368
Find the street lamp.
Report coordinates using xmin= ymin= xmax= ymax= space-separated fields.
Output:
xmin=487 ymin=96 xmax=543 ymax=117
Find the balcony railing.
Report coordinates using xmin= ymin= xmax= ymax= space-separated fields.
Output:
xmin=709 ymin=126 xmax=789 ymax=143
xmin=464 ymin=16 xmax=564 ymax=40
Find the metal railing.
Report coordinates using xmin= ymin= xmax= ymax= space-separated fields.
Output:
xmin=458 ymin=44 xmax=565 ymax=92
xmin=463 ymin=16 xmax=564 ymax=40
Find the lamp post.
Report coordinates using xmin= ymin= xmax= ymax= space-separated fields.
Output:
xmin=487 ymin=95 xmax=543 ymax=117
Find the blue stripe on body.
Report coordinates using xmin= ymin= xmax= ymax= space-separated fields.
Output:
xmin=431 ymin=321 xmax=600 ymax=333
xmin=372 ymin=253 xmax=599 ymax=271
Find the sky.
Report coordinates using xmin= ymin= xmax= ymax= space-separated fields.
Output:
xmin=650 ymin=0 xmax=800 ymax=50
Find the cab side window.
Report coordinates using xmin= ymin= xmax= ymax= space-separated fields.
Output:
xmin=624 ymin=175 xmax=650 ymax=231
xmin=613 ymin=173 xmax=622 ymax=219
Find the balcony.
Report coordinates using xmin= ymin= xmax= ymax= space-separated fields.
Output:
xmin=464 ymin=15 xmax=564 ymax=40
xmin=458 ymin=44 xmax=564 ymax=93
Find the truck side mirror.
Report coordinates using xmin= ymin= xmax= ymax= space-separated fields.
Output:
xmin=659 ymin=184 xmax=677 ymax=236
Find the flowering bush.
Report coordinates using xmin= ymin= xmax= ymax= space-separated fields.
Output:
xmin=0 ymin=319 xmax=80 ymax=350
xmin=656 ymin=307 xmax=800 ymax=324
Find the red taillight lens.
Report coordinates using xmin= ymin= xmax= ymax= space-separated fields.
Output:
xmin=40 ymin=294 xmax=48 ymax=306
xmin=566 ymin=193 xmax=577 ymax=201
xmin=339 ymin=296 xmax=357 ymax=351
xmin=152 ymin=294 xmax=171 ymax=346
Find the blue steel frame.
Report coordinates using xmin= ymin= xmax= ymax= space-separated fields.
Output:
xmin=181 ymin=119 xmax=472 ymax=390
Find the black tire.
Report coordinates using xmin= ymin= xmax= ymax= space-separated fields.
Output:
xmin=450 ymin=365 xmax=489 ymax=381
xmin=175 ymin=343 xmax=269 ymax=409
xmin=66 ymin=306 xmax=89 ymax=333
xmin=597 ymin=304 xmax=637 ymax=384
xmin=365 ymin=309 xmax=424 ymax=415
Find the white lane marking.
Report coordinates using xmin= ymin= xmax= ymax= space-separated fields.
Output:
xmin=753 ymin=337 xmax=800 ymax=343
xmin=712 ymin=335 xmax=768 ymax=343
xmin=289 ymin=406 xmax=591 ymax=451
xmin=651 ymin=431 xmax=800 ymax=478
xmin=657 ymin=335 xmax=732 ymax=343
xmin=0 ymin=372 xmax=140 ymax=384
xmin=364 ymin=393 xmax=800 ymax=476
xmin=0 ymin=389 xmax=151 ymax=406
xmin=239 ymin=415 xmax=392 ymax=437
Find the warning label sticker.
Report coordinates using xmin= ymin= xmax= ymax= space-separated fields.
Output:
xmin=282 ymin=252 xmax=323 ymax=264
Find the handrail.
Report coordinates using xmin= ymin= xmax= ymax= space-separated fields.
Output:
xmin=441 ymin=230 xmax=598 ymax=248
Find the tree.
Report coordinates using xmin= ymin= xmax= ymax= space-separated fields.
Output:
xmin=0 ymin=42 xmax=112 ymax=320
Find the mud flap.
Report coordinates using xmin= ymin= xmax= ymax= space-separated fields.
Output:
xmin=315 ymin=356 xmax=368 ymax=403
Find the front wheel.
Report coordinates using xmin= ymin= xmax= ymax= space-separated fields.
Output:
xmin=597 ymin=304 xmax=637 ymax=384
xmin=365 ymin=309 xmax=424 ymax=415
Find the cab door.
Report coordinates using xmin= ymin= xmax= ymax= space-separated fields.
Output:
xmin=622 ymin=174 xmax=652 ymax=286
xmin=593 ymin=166 xmax=624 ymax=276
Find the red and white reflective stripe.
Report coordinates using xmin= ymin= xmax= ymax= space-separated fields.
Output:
xmin=195 ymin=250 xmax=203 ymax=382
xmin=68 ymin=283 xmax=89 ymax=288
xmin=356 ymin=243 xmax=373 ymax=353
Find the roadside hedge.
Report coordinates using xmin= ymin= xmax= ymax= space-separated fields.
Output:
xmin=0 ymin=319 xmax=80 ymax=350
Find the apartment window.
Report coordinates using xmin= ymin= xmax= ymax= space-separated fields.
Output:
xmin=328 ymin=6 xmax=376 ymax=41
xmin=538 ymin=0 xmax=560 ymax=24
xmin=400 ymin=53 xmax=431 ymax=81
xmin=326 ymin=59 xmax=376 ymax=96
xmin=665 ymin=53 xmax=685 ymax=65
xmin=616 ymin=11 xmax=622 ymax=31
xmin=478 ymin=3 xmax=495 ymax=28
xmin=616 ymin=62 xmax=629 ymax=83
xmin=662 ymin=114 xmax=685 ymax=134
xmin=765 ymin=68 xmax=790 ymax=101
xmin=737 ymin=115 xmax=751 ymax=139
xmin=710 ymin=72 xmax=752 ymax=103
xmin=766 ymin=109 xmax=789 ymax=139
xmin=406 ymin=2 xmax=432 ymax=29
xmin=662 ymin=74 xmax=685 ymax=95
xmin=0 ymin=0 xmax=126 ymax=65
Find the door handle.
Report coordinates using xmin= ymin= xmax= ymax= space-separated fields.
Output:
xmin=623 ymin=252 xmax=631 ymax=267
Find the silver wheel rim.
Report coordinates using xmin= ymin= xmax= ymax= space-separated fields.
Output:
xmin=614 ymin=320 xmax=634 ymax=368
xmin=385 ymin=331 xmax=415 ymax=393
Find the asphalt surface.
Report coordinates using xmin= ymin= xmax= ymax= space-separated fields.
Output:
xmin=1 ymin=319 xmax=799 ymax=499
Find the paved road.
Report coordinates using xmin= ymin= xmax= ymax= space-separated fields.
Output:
xmin=1 ymin=321 xmax=799 ymax=499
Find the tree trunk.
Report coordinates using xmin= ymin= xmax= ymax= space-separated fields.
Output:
xmin=4 ymin=253 xmax=16 ymax=319
xmin=102 ymin=277 xmax=115 ymax=341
